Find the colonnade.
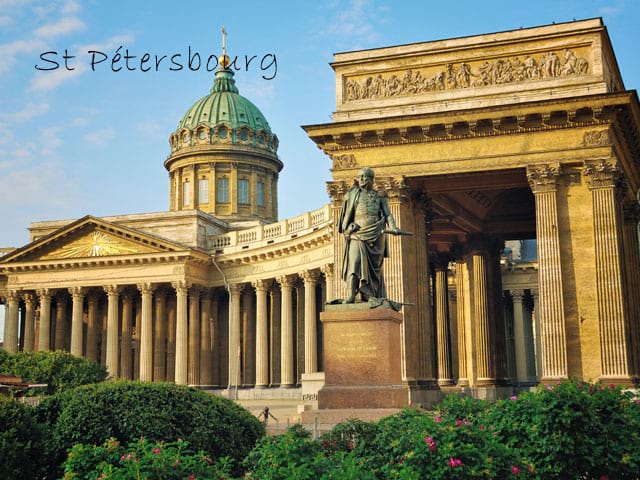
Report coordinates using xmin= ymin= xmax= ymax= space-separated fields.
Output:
xmin=1 ymin=268 xmax=327 ymax=388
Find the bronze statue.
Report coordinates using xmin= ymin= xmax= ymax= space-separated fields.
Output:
xmin=338 ymin=167 xmax=401 ymax=303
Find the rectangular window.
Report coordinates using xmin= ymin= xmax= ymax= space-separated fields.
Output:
xmin=182 ymin=181 xmax=190 ymax=207
xmin=217 ymin=178 xmax=229 ymax=203
xmin=198 ymin=178 xmax=208 ymax=204
xmin=257 ymin=181 xmax=264 ymax=207
xmin=238 ymin=178 xmax=249 ymax=205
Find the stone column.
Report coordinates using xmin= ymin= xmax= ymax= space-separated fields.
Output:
xmin=4 ymin=290 xmax=20 ymax=353
xmin=320 ymin=264 xmax=334 ymax=306
xmin=210 ymin=293 xmax=220 ymax=386
xmin=527 ymin=164 xmax=568 ymax=381
xmin=173 ymin=281 xmax=188 ymax=385
xmin=188 ymin=286 xmax=201 ymax=385
xmin=301 ymin=270 xmax=320 ymax=374
xmin=530 ymin=289 xmax=542 ymax=378
xmin=101 ymin=304 xmax=108 ymax=365
xmin=252 ymin=279 xmax=269 ymax=387
xmin=54 ymin=292 xmax=68 ymax=351
xmin=120 ymin=292 xmax=134 ymax=379
xmin=166 ymin=296 xmax=177 ymax=382
xmin=326 ymin=181 xmax=350 ymax=300
xmin=199 ymin=289 xmax=212 ymax=385
xmin=86 ymin=292 xmax=100 ymax=362
xmin=622 ymin=204 xmax=640 ymax=376
xmin=69 ymin=287 xmax=85 ymax=357
xmin=104 ymin=285 xmax=121 ymax=377
xmin=138 ymin=284 xmax=154 ymax=382
xmin=22 ymin=293 xmax=36 ymax=352
xmin=228 ymin=284 xmax=243 ymax=387
xmin=133 ymin=300 xmax=141 ymax=379
xmin=584 ymin=160 xmax=632 ymax=382
xmin=454 ymin=259 xmax=469 ymax=386
xmin=511 ymin=289 xmax=528 ymax=384
xmin=278 ymin=275 xmax=295 ymax=387
xmin=295 ymin=281 xmax=304 ymax=383
xmin=469 ymin=240 xmax=495 ymax=386
xmin=434 ymin=254 xmax=453 ymax=386
xmin=153 ymin=289 xmax=167 ymax=381
xmin=37 ymin=289 xmax=52 ymax=352
xmin=242 ymin=287 xmax=255 ymax=386
xmin=270 ymin=285 xmax=281 ymax=385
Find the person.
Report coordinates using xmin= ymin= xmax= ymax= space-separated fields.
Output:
xmin=258 ymin=406 xmax=277 ymax=423
xmin=338 ymin=167 xmax=399 ymax=303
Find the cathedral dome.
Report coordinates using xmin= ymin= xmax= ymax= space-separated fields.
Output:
xmin=172 ymin=68 xmax=278 ymax=153
xmin=165 ymin=65 xmax=282 ymax=224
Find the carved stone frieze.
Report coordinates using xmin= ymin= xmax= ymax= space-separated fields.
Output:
xmin=330 ymin=153 xmax=357 ymax=170
xmin=344 ymin=48 xmax=590 ymax=101
xmin=580 ymin=130 xmax=610 ymax=147
xmin=526 ymin=164 xmax=561 ymax=193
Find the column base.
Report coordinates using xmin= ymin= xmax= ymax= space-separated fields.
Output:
xmin=598 ymin=375 xmax=637 ymax=387
xmin=437 ymin=378 xmax=455 ymax=387
xmin=476 ymin=377 xmax=497 ymax=387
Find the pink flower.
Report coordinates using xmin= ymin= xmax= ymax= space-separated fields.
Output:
xmin=153 ymin=447 xmax=161 ymax=454
xmin=609 ymin=384 xmax=616 ymax=389
xmin=120 ymin=455 xmax=125 ymax=461
xmin=589 ymin=386 xmax=595 ymax=394
xmin=545 ymin=384 xmax=553 ymax=391
xmin=511 ymin=466 xmax=520 ymax=474
xmin=188 ymin=474 xmax=195 ymax=480
xmin=479 ymin=425 xmax=485 ymax=431
xmin=434 ymin=415 xmax=441 ymax=423
xmin=510 ymin=395 xmax=518 ymax=401
xmin=448 ymin=457 xmax=463 ymax=468
xmin=463 ymin=419 xmax=471 ymax=425
xmin=600 ymin=476 xmax=609 ymax=480
xmin=424 ymin=436 xmax=436 ymax=451
xmin=456 ymin=419 xmax=463 ymax=427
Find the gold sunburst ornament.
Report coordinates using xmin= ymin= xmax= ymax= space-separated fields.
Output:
xmin=40 ymin=230 xmax=153 ymax=260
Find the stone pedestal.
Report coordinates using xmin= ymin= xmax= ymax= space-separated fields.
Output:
xmin=317 ymin=305 xmax=408 ymax=410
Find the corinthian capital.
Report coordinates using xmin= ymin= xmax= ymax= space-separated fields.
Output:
xmin=376 ymin=176 xmax=410 ymax=203
xmin=526 ymin=164 xmax=561 ymax=194
xmin=583 ymin=159 xmax=624 ymax=189
xmin=326 ymin=180 xmax=350 ymax=204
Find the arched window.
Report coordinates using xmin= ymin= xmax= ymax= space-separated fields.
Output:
xmin=182 ymin=181 xmax=190 ymax=207
xmin=198 ymin=178 xmax=209 ymax=204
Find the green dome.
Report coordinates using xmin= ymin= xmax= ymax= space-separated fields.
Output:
xmin=177 ymin=69 xmax=272 ymax=133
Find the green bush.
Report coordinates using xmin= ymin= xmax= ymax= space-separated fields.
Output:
xmin=37 ymin=381 xmax=264 ymax=478
xmin=487 ymin=381 xmax=640 ymax=479
xmin=0 ymin=350 xmax=107 ymax=395
xmin=62 ymin=437 xmax=235 ymax=479
xmin=0 ymin=396 xmax=45 ymax=479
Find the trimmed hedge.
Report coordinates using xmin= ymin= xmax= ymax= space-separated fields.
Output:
xmin=0 ymin=349 xmax=107 ymax=395
xmin=36 ymin=381 xmax=264 ymax=477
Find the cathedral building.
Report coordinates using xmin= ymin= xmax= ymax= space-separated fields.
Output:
xmin=1 ymin=19 xmax=639 ymax=412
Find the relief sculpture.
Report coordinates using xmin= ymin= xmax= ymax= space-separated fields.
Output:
xmin=344 ymin=48 xmax=589 ymax=101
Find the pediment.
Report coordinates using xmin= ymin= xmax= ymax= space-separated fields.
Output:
xmin=1 ymin=216 xmax=188 ymax=263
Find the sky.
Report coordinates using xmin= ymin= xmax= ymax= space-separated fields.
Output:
xmin=0 ymin=0 xmax=638 ymax=334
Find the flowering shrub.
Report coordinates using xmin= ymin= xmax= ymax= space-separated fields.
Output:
xmin=62 ymin=437 xmax=234 ymax=479
xmin=487 ymin=381 xmax=640 ymax=479
xmin=36 ymin=381 xmax=263 ymax=478
xmin=242 ymin=380 xmax=640 ymax=479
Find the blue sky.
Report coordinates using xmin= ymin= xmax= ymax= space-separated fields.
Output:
xmin=0 ymin=0 xmax=638 ymax=332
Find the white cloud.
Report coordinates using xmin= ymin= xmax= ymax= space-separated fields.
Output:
xmin=326 ymin=0 xmax=380 ymax=44
xmin=35 ymin=16 xmax=86 ymax=38
xmin=83 ymin=127 xmax=116 ymax=145
xmin=61 ymin=0 xmax=81 ymax=14
xmin=29 ymin=34 xmax=135 ymax=91
xmin=40 ymin=126 xmax=63 ymax=155
xmin=30 ymin=65 xmax=84 ymax=91
xmin=0 ymin=38 xmax=46 ymax=74
xmin=0 ymin=102 xmax=50 ymax=122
